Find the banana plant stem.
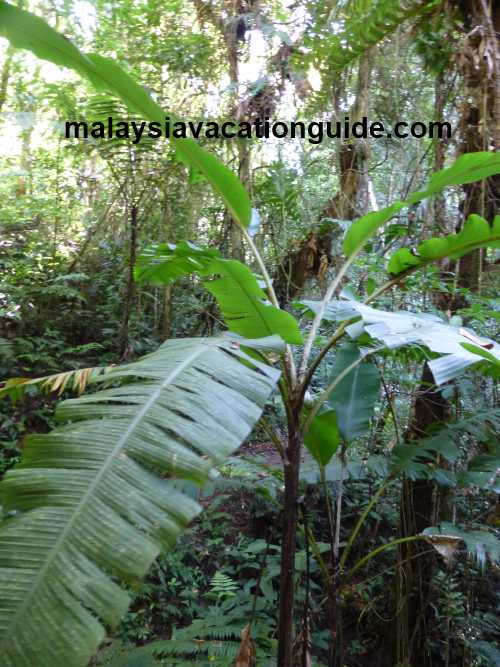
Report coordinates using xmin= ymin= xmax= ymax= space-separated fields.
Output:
xmin=242 ymin=227 xmax=297 ymax=385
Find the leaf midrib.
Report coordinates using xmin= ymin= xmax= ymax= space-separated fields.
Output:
xmin=207 ymin=261 xmax=281 ymax=340
xmin=2 ymin=339 xmax=216 ymax=644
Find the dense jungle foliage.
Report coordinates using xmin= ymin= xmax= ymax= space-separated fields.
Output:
xmin=0 ymin=1 xmax=499 ymax=666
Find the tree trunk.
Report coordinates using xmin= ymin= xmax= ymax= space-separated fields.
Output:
xmin=433 ymin=70 xmax=448 ymax=231
xmin=395 ymin=364 xmax=451 ymax=667
xmin=274 ymin=52 xmax=372 ymax=305
xmin=277 ymin=402 xmax=302 ymax=667
xmin=120 ymin=204 xmax=138 ymax=355
xmin=455 ymin=0 xmax=500 ymax=301
xmin=325 ymin=50 xmax=372 ymax=221
xmin=0 ymin=45 xmax=14 ymax=114
xmin=160 ymin=285 xmax=172 ymax=340
xmin=394 ymin=77 xmax=455 ymax=648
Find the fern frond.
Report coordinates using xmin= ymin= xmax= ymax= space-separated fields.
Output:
xmin=390 ymin=408 xmax=500 ymax=485
xmin=303 ymin=0 xmax=441 ymax=97
xmin=209 ymin=571 xmax=238 ymax=599
xmin=0 ymin=338 xmax=13 ymax=359
xmin=106 ymin=638 xmax=241 ymax=666
xmin=0 ymin=337 xmax=279 ymax=667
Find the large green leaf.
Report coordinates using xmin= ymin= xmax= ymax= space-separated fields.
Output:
xmin=343 ymin=152 xmax=500 ymax=259
xmin=300 ymin=299 xmax=500 ymax=385
xmin=136 ymin=242 xmax=303 ymax=345
xmin=388 ymin=214 xmax=500 ymax=275
xmin=327 ymin=344 xmax=380 ymax=443
xmin=0 ymin=2 xmax=252 ymax=229
xmin=304 ymin=408 xmax=340 ymax=466
xmin=0 ymin=337 xmax=279 ymax=667
xmin=135 ymin=242 xmax=220 ymax=284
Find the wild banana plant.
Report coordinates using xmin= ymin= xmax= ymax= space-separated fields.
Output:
xmin=1 ymin=3 xmax=500 ymax=667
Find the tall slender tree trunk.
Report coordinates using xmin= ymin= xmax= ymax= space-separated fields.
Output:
xmin=0 ymin=45 xmax=14 ymax=114
xmin=120 ymin=204 xmax=138 ymax=355
xmin=455 ymin=0 xmax=500 ymax=299
xmin=433 ymin=70 xmax=448 ymax=231
xmin=160 ymin=285 xmax=172 ymax=340
xmin=395 ymin=364 xmax=450 ymax=667
xmin=326 ymin=50 xmax=372 ymax=221
xmin=277 ymin=402 xmax=302 ymax=667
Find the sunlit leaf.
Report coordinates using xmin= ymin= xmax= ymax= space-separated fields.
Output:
xmin=388 ymin=214 xmax=500 ymax=275
xmin=136 ymin=242 xmax=303 ymax=344
xmin=343 ymin=153 xmax=500 ymax=259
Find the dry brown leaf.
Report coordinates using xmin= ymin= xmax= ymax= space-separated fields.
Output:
xmin=423 ymin=535 xmax=461 ymax=566
xmin=459 ymin=328 xmax=494 ymax=349
xmin=293 ymin=614 xmax=312 ymax=667
xmin=234 ymin=624 xmax=255 ymax=667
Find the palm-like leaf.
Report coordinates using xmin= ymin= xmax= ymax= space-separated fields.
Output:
xmin=0 ymin=337 xmax=279 ymax=667
xmin=325 ymin=0 xmax=436 ymax=74
xmin=304 ymin=0 xmax=439 ymax=99
xmin=0 ymin=365 xmax=113 ymax=400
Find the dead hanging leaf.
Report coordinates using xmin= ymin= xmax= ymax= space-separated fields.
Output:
xmin=423 ymin=534 xmax=461 ymax=566
xmin=292 ymin=614 xmax=312 ymax=667
xmin=317 ymin=254 xmax=329 ymax=287
xmin=0 ymin=365 xmax=114 ymax=400
xmin=234 ymin=624 xmax=255 ymax=667
xmin=459 ymin=328 xmax=494 ymax=349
